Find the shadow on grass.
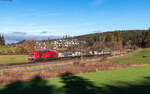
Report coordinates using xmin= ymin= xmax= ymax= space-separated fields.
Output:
xmin=1 ymin=72 xmax=150 ymax=94
xmin=60 ymin=72 xmax=101 ymax=94
xmin=60 ymin=72 xmax=150 ymax=94
xmin=0 ymin=76 xmax=58 ymax=94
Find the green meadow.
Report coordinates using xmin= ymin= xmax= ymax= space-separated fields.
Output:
xmin=0 ymin=55 xmax=28 ymax=64
xmin=0 ymin=65 xmax=150 ymax=94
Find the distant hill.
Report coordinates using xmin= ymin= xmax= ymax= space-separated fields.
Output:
xmin=75 ymin=30 xmax=150 ymax=50
xmin=5 ymin=29 xmax=150 ymax=54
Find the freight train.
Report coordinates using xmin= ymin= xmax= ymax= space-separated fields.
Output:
xmin=28 ymin=51 xmax=57 ymax=62
xmin=28 ymin=50 xmax=112 ymax=62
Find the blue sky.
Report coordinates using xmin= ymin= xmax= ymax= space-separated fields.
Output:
xmin=0 ymin=0 xmax=150 ymax=43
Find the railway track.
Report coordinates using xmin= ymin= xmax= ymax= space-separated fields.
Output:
xmin=0 ymin=53 xmax=133 ymax=75
xmin=0 ymin=55 xmax=107 ymax=75
xmin=0 ymin=57 xmax=76 ymax=69
xmin=0 ymin=52 xmax=133 ymax=69
xmin=0 ymin=55 xmax=109 ymax=69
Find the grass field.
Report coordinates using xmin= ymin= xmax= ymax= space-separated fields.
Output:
xmin=110 ymin=49 xmax=150 ymax=64
xmin=0 ymin=46 xmax=28 ymax=64
xmin=0 ymin=65 xmax=150 ymax=94
xmin=0 ymin=55 xmax=28 ymax=64
xmin=0 ymin=49 xmax=150 ymax=93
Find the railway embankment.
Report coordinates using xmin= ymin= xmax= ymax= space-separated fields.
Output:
xmin=0 ymin=51 xmax=136 ymax=75
xmin=0 ymin=50 xmax=146 ymax=84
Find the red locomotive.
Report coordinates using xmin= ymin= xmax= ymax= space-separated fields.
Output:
xmin=28 ymin=51 xmax=57 ymax=62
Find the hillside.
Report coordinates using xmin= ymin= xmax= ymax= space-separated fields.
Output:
xmin=0 ymin=46 xmax=29 ymax=55
xmin=0 ymin=46 xmax=17 ymax=54
xmin=110 ymin=49 xmax=150 ymax=64
xmin=76 ymin=30 xmax=150 ymax=50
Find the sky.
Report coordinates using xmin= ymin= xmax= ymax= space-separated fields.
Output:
xmin=0 ymin=0 xmax=150 ymax=43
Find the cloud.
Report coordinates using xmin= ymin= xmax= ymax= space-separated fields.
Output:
xmin=47 ymin=13 xmax=62 ymax=16
xmin=4 ymin=33 xmax=61 ymax=44
xmin=23 ymin=11 xmax=61 ymax=17
xmin=40 ymin=31 xmax=49 ymax=34
xmin=92 ymin=0 xmax=105 ymax=5
xmin=12 ymin=32 xmax=27 ymax=35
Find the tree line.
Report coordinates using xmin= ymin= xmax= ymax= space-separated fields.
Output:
xmin=77 ymin=29 xmax=150 ymax=50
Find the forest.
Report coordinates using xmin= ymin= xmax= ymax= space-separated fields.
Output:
xmin=77 ymin=29 xmax=150 ymax=50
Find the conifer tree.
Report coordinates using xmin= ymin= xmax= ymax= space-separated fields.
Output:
xmin=0 ymin=33 xmax=5 ymax=46
xmin=0 ymin=33 xmax=2 ymax=45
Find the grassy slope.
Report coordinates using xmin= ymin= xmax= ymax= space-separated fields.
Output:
xmin=0 ymin=55 xmax=28 ymax=64
xmin=0 ymin=65 xmax=150 ymax=94
xmin=110 ymin=49 xmax=150 ymax=64
xmin=0 ymin=46 xmax=17 ymax=52
xmin=47 ymin=65 xmax=150 ymax=86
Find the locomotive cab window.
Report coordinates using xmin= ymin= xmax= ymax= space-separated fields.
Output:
xmin=29 ymin=53 xmax=34 ymax=55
